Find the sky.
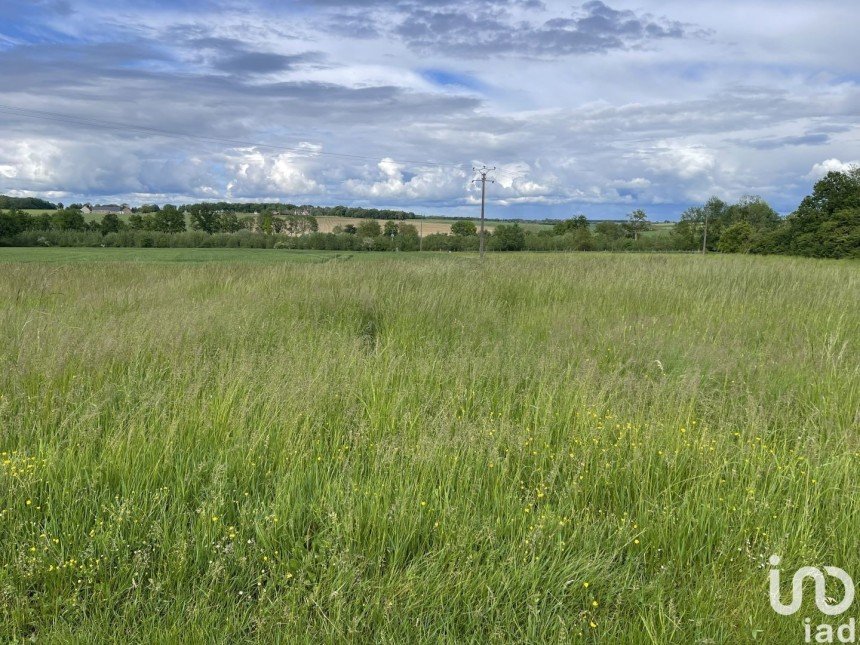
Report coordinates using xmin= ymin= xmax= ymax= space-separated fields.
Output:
xmin=0 ymin=0 xmax=858 ymax=219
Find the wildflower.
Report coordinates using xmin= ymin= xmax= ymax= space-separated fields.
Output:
xmin=592 ymin=600 xmax=599 ymax=607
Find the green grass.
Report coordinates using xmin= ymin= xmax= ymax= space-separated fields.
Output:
xmin=0 ymin=247 xmax=355 ymax=264
xmin=0 ymin=253 xmax=857 ymax=642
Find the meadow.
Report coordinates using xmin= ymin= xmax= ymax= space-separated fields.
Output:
xmin=0 ymin=249 xmax=857 ymax=642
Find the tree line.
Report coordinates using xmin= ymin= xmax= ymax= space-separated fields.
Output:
xmin=1 ymin=169 xmax=857 ymax=258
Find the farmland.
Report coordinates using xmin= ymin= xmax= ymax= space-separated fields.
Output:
xmin=0 ymin=251 xmax=857 ymax=642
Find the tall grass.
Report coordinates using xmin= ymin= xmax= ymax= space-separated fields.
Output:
xmin=0 ymin=253 xmax=857 ymax=642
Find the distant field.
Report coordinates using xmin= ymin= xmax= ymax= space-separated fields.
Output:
xmin=20 ymin=209 xmax=675 ymax=237
xmin=0 ymin=252 xmax=856 ymax=642
xmin=20 ymin=209 xmax=557 ymax=234
xmin=314 ymin=215 xmax=473 ymax=235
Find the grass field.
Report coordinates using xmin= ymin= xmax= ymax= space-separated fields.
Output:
xmin=0 ymin=251 xmax=857 ymax=642
xmin=0 ymin=247 xmax=348 ymax=264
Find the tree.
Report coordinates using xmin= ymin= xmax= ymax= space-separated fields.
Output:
xmin=727 ymin=196 xmax=781 ymax=230
xmin=672 ymin=198 xmax=729 ymax=251
xmin=357 ymin=219 xmax=382 ymax=238
xmin=775 ymin=168 xmax=860 ymax=258
xmin=217 ymin=212 xmax=242 ymax=233
xmin=796 ymin=167 xmax=860 ymax=216
xmin=383 ymin=220 xmax=399 ymax=237
xmin=0 ymin=209 xmax=32 ymax=237
xmin=51 ymin=209 xmax=86 ymax=231
xmin=451 ymin=220 xmax=477 ymax=236
xmin=395 ymin=223 xmax=420 ymax=250
xmin=623 ymin=209 xmax=650 ymax=241
xmin=716 ymin=221 xmax=755 ymax=253
xmin=99 ymin=213 xmax=122 ymax=234
xmin=190 ymin=205 xmax=219 ymax=234
xmin=152 ymin=207 xmax=186 ymax=233
xmin=552 ymin=215 xmax=589 ymax=236
xmin=343 ymin=224 xmax=357 ymax=235
xmin=594 ymin=221 xmax=624 ymax=241
xmin=128 ymin=214 xmax=147 ymax=230
xmin=491 ymin=223 xmax=526 ymax=251
xmin=563 ymin=227 xmax=594 ymax=251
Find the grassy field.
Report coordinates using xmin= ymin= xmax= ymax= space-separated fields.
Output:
xmin=0 ymin=251 xmax=857 ymax=642
xmin=0 ymin=247 xmax=348 ymax=264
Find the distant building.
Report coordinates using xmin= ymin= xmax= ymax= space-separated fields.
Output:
xmin=82 ymin=204 xmax=132 ymax=215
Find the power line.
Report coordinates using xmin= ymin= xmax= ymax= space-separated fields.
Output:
xmin=0 ymin=103 xmax=465 ymax=170
xmin=472 ymin=165 xmax=495 ymax=260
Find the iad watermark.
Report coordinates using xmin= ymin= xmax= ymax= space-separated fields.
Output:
xmin=769 ymin=555 xmax=856 ymax=643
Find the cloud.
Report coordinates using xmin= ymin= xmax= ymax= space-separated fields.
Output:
xmin=344 ymin=159 xmax=468 ymax=202
xmin=225 ymin=147 xmax=322 ymax=197
xmin=0 ymin=0 xmax=858 ymax=218
xmin=807 ymin=158 xmax=859 ymax=179
xmin=393 ymin=1 xmax=695 ymax=57
xmin=741 ymin=133 xmax=830 ymax=150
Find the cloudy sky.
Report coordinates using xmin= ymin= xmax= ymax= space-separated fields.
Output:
xmin=0 ymin=0 xmax=858 ymax=219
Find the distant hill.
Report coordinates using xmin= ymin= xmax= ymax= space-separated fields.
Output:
xmin=0 ymin=195 xmax=57 ymax=210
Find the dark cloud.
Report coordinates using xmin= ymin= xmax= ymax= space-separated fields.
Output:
xmin=185 ymin=36 xmax=324 ymax=74
xmin=324 ymin=0 xmax=696 ymax=57
xmin=323 ymin=14 xmax=383 ymax=39
xmin=742 ymin=133 xmax=831 ymax=150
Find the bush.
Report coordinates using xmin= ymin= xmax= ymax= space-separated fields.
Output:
xmin=490 ymin=224 xmax=526 ymax=251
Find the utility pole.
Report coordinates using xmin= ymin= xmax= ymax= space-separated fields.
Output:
xmin=472 ymin=165 xmax=495 ymax=259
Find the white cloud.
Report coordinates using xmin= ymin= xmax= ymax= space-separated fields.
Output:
xmin=225 ymin=147 xmax=322 ymax=197
xmin=807 ymin=158 xmax=859 ymax=179
xmin=343 ymin=158 xmax=468 ymax=201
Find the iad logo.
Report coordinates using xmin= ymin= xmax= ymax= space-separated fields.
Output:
xmin=769 ymin=555 xmax=855 ymax=616
xmin=769 ymin=555 xmax=857 ymax=643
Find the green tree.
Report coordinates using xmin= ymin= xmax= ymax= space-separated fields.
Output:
xmin=152 ymin=207 xmax=186 ymax=233
xmin=51 ymin=209 xmax=86 ymax=231
xmin=190 ymin=206 xmax=219 ymax=234
xmin=128 ymin=214 xmax=147 ymax=230
xmin=217 ymin=212 xmax=242 ymax=233
xmin=383 ymin=220 xmax=399 ymax=237
xmin=594 ymin=221 xmax=624 ymax=241
xmin=774 ymin=168 xmax=860 ymax=258
xmin=552 ymin=215 xmax=589 ymax=236
xmin=451 ymin=220 xmax=477 ymax=236
xmin=623 ymin=209 xmax=650 ymax=240
xmin=357 ymin=219 xmax=382 ymax=238
xmin=491 ymin=224 xmax=526 ymax=251
xmin=0 ymin=209 xmax=32 ymax=237
xmin=99 ymin=213 xmax=123 ymax=234
xmin=563 ymin=227 xmax=594 ymax=251
xmin=716 ymin=221 xmax=755 ymax=253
